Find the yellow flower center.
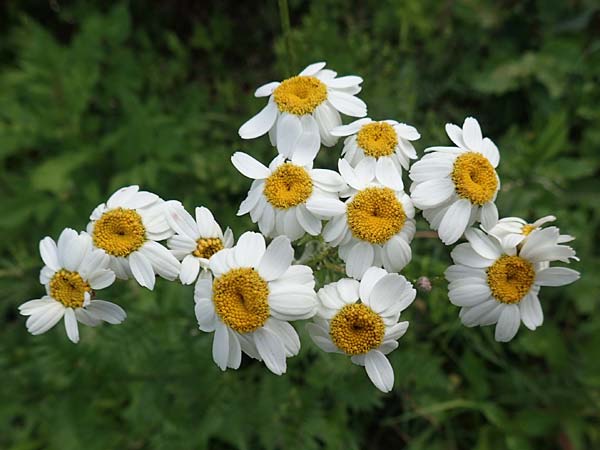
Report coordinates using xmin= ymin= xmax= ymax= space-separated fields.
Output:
xmin=273 ymin=75 xmax=328 ymax=115
xmin=212 ymin=268 xmax=270 ymax=333
xmin=356 ymin=122 xmax=398 ymax=158
xmin=451 ymin=152 xmax=498 ymax=205
xmin=521 ymin=224 xmax=536 ymax=236
xmin=49 ymin=270 xmax=91 ymax=308
xmin=193 ymin=238 xmax=224 ymax=259
xmin=486 ymin=255 xmax=535 ymax=304
xmin=92 ymin=208 xmax=146 ymax=257
xmin=346 ymin=187 xmax=406 ymax=244
xmin=329 ymin=303 xmax=385 ymax=355
xmin=263 ymin=163 xmax=313 ymax=209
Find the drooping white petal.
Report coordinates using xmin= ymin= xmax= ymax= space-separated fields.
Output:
xmin=88 ymin=269 xmax=116 ymax=290
xmin=494 ymin=304 xmax=521 ymax=342
xmin=139 ymin=241 xmax=181 ymax=281
xmin=382 ymin=236 xmax=412 ymax=273
xmin=520 ymin=292 xmax=544 ymax=330
xmin=231 ymin=152 xmax=271 ymax=180
xmin=364 ymin=350 xmax=394 ymax=392
xmin=212 ymin=321 xmax=230 ymax=371
xmin=265 ymin=318 xmax=301 ymax=357
xmin=179 ymin=254 xmax=201 ymax=285
xmin=290 ymin=114 xmax=320 ymax=166
xmin=438 ymin=199 xmax=472 ymax=245
xmin=64 ymin=308 xmax=79 ymax=343
xmin=305 ymin=196 xmax=346 ymax=217
xmin=253 ymin=327 xmax=287 ymax=375
xmin=345 ymin=242 xmax=374 ymax=280
xmin=238 ymin=98 xmax=278 ymax=139
xmin=276 ymin=113 xmax=303 ymax=158
xmin=306 ymin=322 xmax=339 ymax=353
xmin=480 ymin=202 xmax=499 ymax=230
xmin=464 ymin=228 xmax=502 ymax=260
xmin=86 ymin=300 xmax=127 ymax=324
xmin=327 ymin=90 xmax=367 ymax=117
xmin=128 ymin=251 xmax=156 ymax=290
xmin=296 ymin=205 xmax=322 ymax=236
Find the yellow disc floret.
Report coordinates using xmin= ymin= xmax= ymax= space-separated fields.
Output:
xmin=212 ymin=268 xmax=270 ymax=333
xmin=329 ymin=303 xmax=385 ymax=355
xmin=346 ymin=187 xmax=406 ymax=244
xmin=193 ymin=238 xmax=224 ymax=259
xmin=263 ymin=163 xmax=313 ymax=209
xmin=521 ymin=224 xmax=536 ymax=236
xmin=50 ymin=270 xmax=92 ymax=308
xmin=451 ymin=152 xmax=498 ymax=206
xmin=92 ymin=208 xmax=146 ymax=257
xmin=486 ymin=255 xmax=535 ymax=304
xmin=273 ymin=75 xmax=327 ymax=115
xmin=356 ymin=122 xmax=398 ymax=158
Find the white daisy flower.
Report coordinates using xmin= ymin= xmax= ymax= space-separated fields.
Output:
xmin=238 ymin=62 xmax=367 ymax=164
xmin=409 ymin=117 xmax=500 ymax=245
xmin=19 ymin=228 xmax=126 ymax=343
xmin=446 ymin=226 xmax=579 ymax=342
xmin=87 ymin=185 xmax=181 ymax=290
xmin=166 ymin=202 xmax=234 ymax=285
xmin=332 ymin=118 xmax=420 ymax=185
xmin=307 ymin=267 xmax=416 ymax=392
xmin=306 ymin=159 xmax=416 ymax=280
xmin=194 ymin=232 xmax=318 ymax=375
xmin=488 ymin=215 xmax=575 ymax=247
xmin=231 ymin=152 xmax=346 ymax=241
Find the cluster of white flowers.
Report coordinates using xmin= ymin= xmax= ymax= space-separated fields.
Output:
xmin=19 ymin=62 xmax=579 ymax=393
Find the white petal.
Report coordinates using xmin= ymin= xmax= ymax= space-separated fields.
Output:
xmin=88 ymin=269 xmax=116 ymax=290
xmin=365 ymin=351 xmax=394 ymax=392
xmin=384 ymin=321 xmax=409 ymax=341
xmin=382 ymin=236 xmax=412 ymax=272
xmin=535 ymin=267 xmax=580 ymax=286
xmin=290 ymin=115 xmax=320 ymax=166
xmin=327 ymin=90 xmax=367 ymax=117
xmin=56 ymin=228 xmax=78 ymax=268
xmin=227 ymin=329 xmax=242 ymax=369
xmin=394 ymin=123 xmax=420 ymax=141
xmin=166 ymin=203 xmax=200 ymax=240
xmin=195 ymin=297 xmax=216 ymax=332
xmin=139 ymin=241 xmax=181 ymax=281
xmin=195 ymin=206 xmax=220 ymax=237
xmin=299 ymin=61 xmax=326 ymax=76
xmin=409 ymin=157 xmax=453 ymax=183
xmin=336 ymin=278 xmax=360 ymax=303
xmin=208 ymin=248 xmax=234 ymax=277
xmin=123 ymin=191 xmax=159 ymax=209
xmin=128 ymin=251 xmax=156 ymax=290
xmin=213 ymin=321 xmax=230 ymax=371
xmin=253 ymin=327 xmax=287 ymax=375
xmin=445 ymin=123 xmax=467 ymax=148
xmin=64 ymin=308 xmax=79 ymax=344
xmin=495 ymin=304 xmax=521 ymax=342
xmin=269 ymin=290 xmax=317 ymax=321
xmin=305 ymin=196 xmax=346 ymax=217
xmin=450 ymin=243 xmax=495 ymax=268
xmin=75 ymin=308 xmax=102 ymax=327
xmin=276 ymin=113 xmax=303 ymax=158
xmin=238 ymin=98 xmax=278 ymax=139
xmin=449 ymin=282 xmax=492 ymax=307
xmin=464 ymin=228 xmax=502 ymax=260
xmin=368 ymin=274 xmax=406 ymax=314
xmin=480 ymin=202 xmax=499 ymax=230
xmin=106 ymin=185 xmax=139 ymax=209
xmin=410 ymin=178 xmax=455 ymax=209
xmin=459 ymin=299 xmax=498 ymax=327
xmin=306 ymin=323 xmax=339 ymax=353
xmin=481 ymin=137 xmax=500 ymax=167
xmin=520 ymin=292 xmax=544 ymax=330
xmin=254 ymin=81 xmax=280 ymax=97
xmin=265 ymin=319 xmax=301 ymax=357
xmin=326 ymin=75 xmax=363 ymax=88
xmin=359 ymin=267 xmax=388 ymax=303
xmin=26 ymin=303 xmax=65 ymax=335
xmin=445 ymin=264 xmax=487 ymax=282
xmin=39 ymin=237 xmax=60 ymax=271
xmin=257 ymin=235 xmax=293 ymax=281
xmin=310 ymin=169 xmax=345 ymax=192
xmin=86 ymin=300 xmax=127 ymax=324
xmin=314 ymin=102 xmax=341 ymax=146
xmin=462 ymin=117 xmax=483 ymax=150
xmin=231 ymin=152 xmax=270 ymax=179
xmin=330 ymin=118 xmax=372 ymax=136
xmin=376 ymin=157 xmax=403 ymax=190
xmin=345 ymin=242 xmax=374 ymax=280
xmin=296 ymin=205 xmax=322 ymax=236
xmin=179 ymin=255 xmax=201 ymax=285
xmin=438 ymin=199 xmax=472 ymax=245
xmin=235 ymin=232 xmax=266 ymax=268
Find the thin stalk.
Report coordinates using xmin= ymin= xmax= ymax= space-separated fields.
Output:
xmin=278 ymin=0 xmax=295 ymax=76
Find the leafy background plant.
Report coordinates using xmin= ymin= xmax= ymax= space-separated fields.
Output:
xmin=1 ymin=1 xmax=599 ymax=449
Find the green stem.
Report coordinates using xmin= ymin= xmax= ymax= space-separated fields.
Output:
xmin=278 ymin=0 xmax=295 ymax=76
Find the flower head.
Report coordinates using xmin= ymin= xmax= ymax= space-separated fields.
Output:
xmin=488 ymin=215 xmax=575 ymax=247
xmin=446 ymin=227 xmax=579 ymax=342
xmin=232 ymin=152 xmax=346 ymax=241
xmin=87 ymin=185 xmax=181 ymax=290
xmin=332 ymin=118 xmax=420 ymax=184
xmin=409 ymin=117 xmax=500 ymax=245
xmin=19 ymin=228 xmax=126 ymax=343
xmin=194 ymin=232 xmax=317 ymax=375
xmin=307 ymin=159 xmax=415 ymax=279
xmin=238 ymin=62 xmax=367 ymax=163
xmin=166 ymin=203 xmax=234 ymax=285
xmin=307 ymin=267 xmax=416 ymax=392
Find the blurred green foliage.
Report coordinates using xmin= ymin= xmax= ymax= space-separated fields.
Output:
xmin=1 ymin=1 xmax=599 ymax=449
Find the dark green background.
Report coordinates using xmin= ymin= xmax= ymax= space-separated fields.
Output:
xmin=1 ymin=1 xmax=599 ymax=449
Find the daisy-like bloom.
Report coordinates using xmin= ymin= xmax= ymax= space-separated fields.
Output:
xmin=231 ymin=152 xmax=346 ymax=241
xmin=307 ymin=267 xmax=416 ymax=392
xmin=332 ymin=118 xmax=420 ymax=186
xmin=488 ymin=215 xmax=575 ymax=247
xmin=409 ymin=117 xmax=500 ymax=245
xmin=19 ymin=228 xmax=126 ymax=343
xmin=194 ymin=232 xmax=318 ymax=375
xmin=87 ymin=185 xmax=181 ymax=290
xmin=446 ymin=227 xmax=579 ymax=342
xmin=238 ymin=62 xmax=367 ymax=164
xmin=306 ymin=159 xmax=415 ymax=279
xmin=166 ymin=202 xmax=234 ymax=285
